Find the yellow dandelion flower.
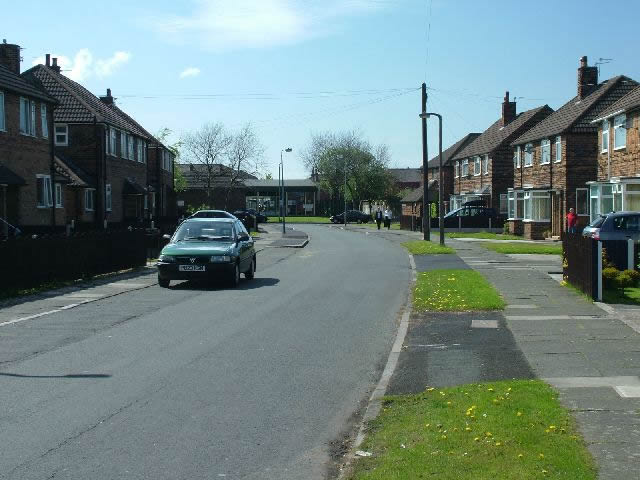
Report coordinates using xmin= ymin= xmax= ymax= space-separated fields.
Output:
xmin=549 ymin=425 xmax=556 ymax=430
xmin=485 ymin=432 xmax=492 ymax=437
xmin=517 ymin=412 xmax=523 ymax=417
xmin=539 ymin=453 xmax=545 ymax=459
xmin=441 ymin=435 xmax=447 ymax=440
xmin=495 ymin=442 xmax=502 ymax=446
xmin=487 ymin=388 xmax=494 ymax=392
xmin=518 ymin=454 xmax=524 ymax=459
xmin=465 ymin=427 xmax=472 ymax=432
xmin=474 ymin=437 xmax=480 ymax=442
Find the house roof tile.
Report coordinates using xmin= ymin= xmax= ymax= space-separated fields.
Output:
xmin=428 ymin=133 xmax=480 ymax=169
xmin=593 ymin=84 xmax=640 ymax=121
xmin=513 ymin=76 xmax=638 ymax=145
xmin=0 ymin=65 xmax=56 ymax=103
xmin=401 ymin=181 xmax=438 ymax=203
xmin=387 ymin=168 xmax=423 ymax=183
xmin=23 ymin=65 xmax=150 ymax=138
xmin=454 ymin=105 xmax=553 ymax=160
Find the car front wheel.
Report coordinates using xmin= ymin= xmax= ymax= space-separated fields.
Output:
xmin=229 ymin=263 xmax=240 ymax=287
xmin=158 ymin=277 xmax=170 ymax=288
xmin=245 ymin=257 xmax=256 ymax=279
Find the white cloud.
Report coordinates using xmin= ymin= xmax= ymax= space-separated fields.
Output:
xmin=179 ymin=67 xmax=201 ymax=78
xmin=150 ymin=0 xmax=386 ymax=51
xmin=95 ymin=51 xmax=132 ymax=78
xmin=32 ymin=49 xmax=131 ymax=82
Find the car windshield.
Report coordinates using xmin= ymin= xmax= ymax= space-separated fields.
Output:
xmin=587 ymin=216 xmax=605 ymax=228
xmin=173 ymin=221 xmax=234 ymax=241
xmin=191 ymin=211 xmax=230 ymax=218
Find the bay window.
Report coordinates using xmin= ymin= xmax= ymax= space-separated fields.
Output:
xmin=523 ymin=191 xmax=550 ymax=221
xmin=508 ymin=190 xmax=526 ymax=219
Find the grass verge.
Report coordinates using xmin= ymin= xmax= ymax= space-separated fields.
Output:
xmin=402 ymin=240 xmax=455 ymax=255
xmin=446 ymin=232 xmax=523 ymax=241
xmin=413 ymin=269 xmax=505 ymax=311
xmin=481 ymin=242 xmax=562 ymax=255
xmin=603 ymin=287 xmax=640 ymax=305
xmin=267 ymin=216 xmax=330 ymax=223
xmin=348 ymin=380 xmax=597 ymax=480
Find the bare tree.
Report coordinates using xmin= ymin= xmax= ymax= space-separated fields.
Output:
xmin=181 ymin=122 xmax=233 ymax=203
xmin=223 ymin=123 xmax=266 ymax=209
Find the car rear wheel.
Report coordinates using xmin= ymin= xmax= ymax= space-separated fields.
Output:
xmin=229 ymin=263 xmax=240 ymax=287
xmin=158 ymin=277 xmax=170 ymax=288
xmin=245 ymin=257 xmax=256 ymax=279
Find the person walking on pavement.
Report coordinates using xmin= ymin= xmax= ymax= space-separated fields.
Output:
xmin=375 ymin=207 xmax=383 ymax=230
xmin=567 ymin=207 xmax=578 ymax=234
xmin=384 ymin=207 xmax=392 ymax=230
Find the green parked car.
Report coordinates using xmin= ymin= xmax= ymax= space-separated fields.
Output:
xmin=157 ymin=218 xmax=256 ymax=288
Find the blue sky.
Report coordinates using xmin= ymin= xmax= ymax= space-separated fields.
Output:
xmin=5 ymin=0 xmax=640 ymax=178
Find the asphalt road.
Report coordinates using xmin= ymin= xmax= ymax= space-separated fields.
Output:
xmin=0 ymin=225 xmax=409 ymax=480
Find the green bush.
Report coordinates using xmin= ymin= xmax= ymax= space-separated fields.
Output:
xmin=623 ymin=269 xmax=640 ymax=287
xmin=615 ymin=270 xmax=635 ymax=290
xmin=603 ymin=267 xmax=620 ymax=289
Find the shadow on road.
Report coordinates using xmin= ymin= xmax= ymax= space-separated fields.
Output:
xmin=0 ymin=372 xmax=112 ymax=379
xmin=169 ymin=277 xmax=280 ymax=291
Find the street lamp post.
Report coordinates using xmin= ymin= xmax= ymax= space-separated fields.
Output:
xmin=419 ymin=112 xmax=445 ymax=246
xmin=280 ymin=148 xmax=292 ymax=235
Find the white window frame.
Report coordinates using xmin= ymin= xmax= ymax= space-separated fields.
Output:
xmin=555 ymin=136 xmax=562 ymax=163
xmin=540 ymin=139 xmax=550 ymax=165
xmin=128 ymin=135 xmax=134 ymax=160
xmin=121 ymin=130 xmax=127 ymax=158
xmin=36 ymin=174 xmax=53 ymax=208
xmin=482 ymin=155 xmax=489 ymax=175
xmin=55 ymin=183 xmax=63 ymax=208
xmin=576 ymin=188 xmax=588 ymax=216
xmin=473 ymin=156 xmax=481 ymax=176
xmin=108 ymin=128 xmax=116 ymax=155
xmin=601 ymin=120 xmax=609 ymax=153
xmin=41 ymin=104 xmax=48 ymax=138
xmin=84 ymin=188 xmax=96 ymax=212
xmin=523 ymin=190 xmax=551 ymax=222
xmin=454 ymin=161 xmax=459 ymax=178
xmin=524 ymin=143 xmax=533 ymax=167
xmin=462 ymin=159 xmax=469 ymax=177
xmin=106 ymin=184 xmax=112 ymax=211
xmin=614 ymin=114 xmax=627 ymax=150
xmin=54 ymin=123 xmax=68 ymax=146
xmin=137 ymin=140 xmax=143 ymax=163
xmin=20 ymin=97 xmax=36 ymax=136
xmin=0 ymin=90 xmax=4 ymax=131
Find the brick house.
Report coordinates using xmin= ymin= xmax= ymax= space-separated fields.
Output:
xmin=99 ymin=89 xmax=176 ymax=220
xmin=509 ymin=57 xmax=637 ymax=239
xmin=0 ymin=41 xmax=60 ymax=236
xmin=23 ymin=56 xmax=155 ymax=228
xmin=387 ymin=168 xmax=423 ymax=191
xmin=450 ymin=92 xmax=553 ymax=217
xmin=426 ymin=133 xmax=480 ymax=212
xmin=588 ymin=85 xmax=640 ymax=218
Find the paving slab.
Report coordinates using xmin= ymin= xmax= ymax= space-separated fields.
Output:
xmin=412 ymin=254 xmax=470 ymax=272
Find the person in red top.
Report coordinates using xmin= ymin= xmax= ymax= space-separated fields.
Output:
xmin=567 ymin=208 xmax=578 ymax=234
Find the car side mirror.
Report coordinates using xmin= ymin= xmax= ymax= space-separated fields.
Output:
xmin=162 ymin=234 xmax=171 ymax=240
xmin=238 ymin=233 xmax=250 ymax=242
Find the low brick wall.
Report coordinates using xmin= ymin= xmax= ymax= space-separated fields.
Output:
xmin=523 ymin=221 xmax=551 ymax=240
xmin=508 ymin=220 xmax=523 ymax=236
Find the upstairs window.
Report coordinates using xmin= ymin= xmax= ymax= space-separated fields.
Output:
xmin=454 ymin=161 xmax=459 ymax=178
xmin=0 ymin=91 xmax=4 ymax=131
xmin=54 ymin=124 xmax=68 ymax=146
xmin=84 ymin=189 xmax=95 ymax=211
xmin=541 ymin=139 xmax=550 ymax=164
xmin=555 ymin=136 xmax=562 ymax=163
xmin=602 ymin=120 xmax=610 ymax=153
xmin=36 ymin=175 xmax=53 ymax=207
xmin=514 ymin=146 xmax=521 ymax=169
xmin=137 ymin=140 xmax=144 ymax=163
xmin=462 ymin=159 xmax=469 ymax=176
xmin=614 ymin=114 xmax=627 ymax=149
xmin=524 ymin=144 xmax=533 ymax=167
xmin=473 ymin=156 xmax=481 ymax=176
xmin=55 ymin=183 xmax=63 ymax=208
xmin=120 ymin=131 xmax=127 ymax=158
xmin=128 ymin=135 xmax=134 ymax=160
xmin=41 ymin=104 xmax=48 ymax=138
xmin=482 ymin=155 xmax=489 ymax=175
xmin=109 ymin=128 xmax=117 ymax=155
xmin=20 ymin=98 xmax=36 ymax=135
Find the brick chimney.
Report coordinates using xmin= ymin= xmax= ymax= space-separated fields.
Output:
xmin=577 ymin=56 xmax=598 ymax=99
xmin=0 ymin=40 xmax=21 ymax=74
xmin=100 ymin=88 xmax=114 ymax=106
xmin=51 ymin=57 xmax=61 ymax=73
xmin=501 ymin=91 xmax=517 ymax=126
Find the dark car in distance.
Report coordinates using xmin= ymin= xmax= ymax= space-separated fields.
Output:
xmin=157 ymin=218 xmax=256 ymax=288
xmin=330 ymin=210 xmax=372 ymax=224
xmin=234 ymin=208 xmax=267 ymax=224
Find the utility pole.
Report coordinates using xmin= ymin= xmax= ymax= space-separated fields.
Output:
xmin=421 ymin=83 xmax=430 ymax=241
xmin=343 ymin=155 xmax=347 ymax=227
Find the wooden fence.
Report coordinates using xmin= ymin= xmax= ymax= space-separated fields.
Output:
xmin=563 ymin=233 xmax=598 ymax=299
xmin=0 ymin=230 xmax=147 ymax=292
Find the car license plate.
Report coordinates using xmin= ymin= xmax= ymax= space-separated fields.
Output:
xmin=178 ymin=265 xmax=205 ymax=272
